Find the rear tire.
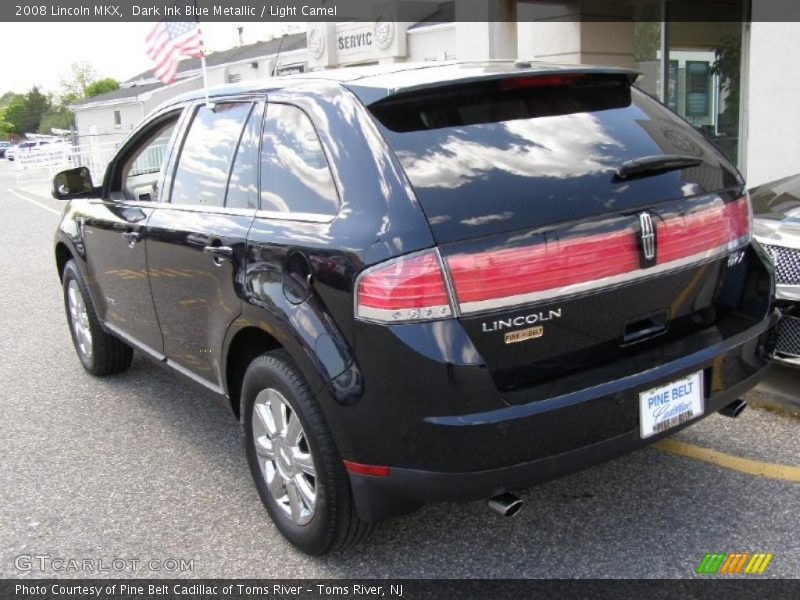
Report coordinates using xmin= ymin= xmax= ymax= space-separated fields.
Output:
xmin=242 ymin=350 xmax=373 ymax=555
xmin=62 ymin=260 xmax=133 ymax=376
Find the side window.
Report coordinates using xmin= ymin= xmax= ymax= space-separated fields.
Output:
xmin=224 ymin=103 xmax=262 ymax=210
xmin=171 ymin=102 xmax=252 ymax=207
xmin=128 ymin=124 xmax=174 ymax=178
xmin=114 ymin=113 xmax=180 ymax=202
xmin=260 ymin=103 xmax=339 ymax=217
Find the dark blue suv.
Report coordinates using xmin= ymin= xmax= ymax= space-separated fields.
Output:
xmin=53 ymin=62 xmax=777 ymax=554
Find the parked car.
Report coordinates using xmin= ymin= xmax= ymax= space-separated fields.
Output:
xmin=752 ymin=173 xmax=800 ymax=366
xmin=52 ymin=62 xmax=778 ymax=555
xmin=5 ymin=142 xmax=24 ymax=160
xmin=10 ymin=138 xmax=68 ymax=165
xmin=0 ymin=141 xmax=11 ymax=158
xmin=8 ymin=140 xmax=43 ymax=161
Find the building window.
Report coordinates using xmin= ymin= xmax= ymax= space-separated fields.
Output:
xmin=113 ymin=110 xmax=121 ymax=129
xmin=227 ymin=73 xmax=242 ymax=83
xmin=634 ymin=1 xmax=744 ymax=165
xmin=276 ymin=64 xmax=305 ymax=76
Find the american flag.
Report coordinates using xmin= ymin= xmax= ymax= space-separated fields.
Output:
xmin=145 ymin=21 xmax=203 ymax=84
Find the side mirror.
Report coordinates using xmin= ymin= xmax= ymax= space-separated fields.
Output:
xmin=52 ymin=167 xmax=94 ymax=200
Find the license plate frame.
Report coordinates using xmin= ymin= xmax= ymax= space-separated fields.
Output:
xmin=639 ymin=371 xmax=704 ymax=439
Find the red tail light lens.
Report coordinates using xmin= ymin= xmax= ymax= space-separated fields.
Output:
xmin=658 ymin=195 xmax=751 ymax=263
xmin=355 ymin=249 xmax=453 ymax=323
xmin=447 ymin=229 xmax=638 ymax=306
xmin=446 ymin=196 xmax=751 ymax=314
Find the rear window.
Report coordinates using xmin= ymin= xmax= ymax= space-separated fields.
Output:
xmin=369 ymin=74 xmax=735 ymax=243
xmin=371 ymin=74 xmax=631 ymax=132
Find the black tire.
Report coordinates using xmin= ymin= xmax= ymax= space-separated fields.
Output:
xmin=62 ymin=260 xmax=133 ymax=376
xmin=242 ymin=349 xmax=373 ymax=555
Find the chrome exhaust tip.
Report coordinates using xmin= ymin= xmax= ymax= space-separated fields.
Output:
xmin=720 ymin=399 xmax=747 ymax=418
xmin=487 ymin=493 xmax=524 ymax=518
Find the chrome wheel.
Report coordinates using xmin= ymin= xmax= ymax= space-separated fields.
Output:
xmin=252 ymin=388 xmax=317 ymax=525
xmin=67 ymin=279 xmax=93 ymax=361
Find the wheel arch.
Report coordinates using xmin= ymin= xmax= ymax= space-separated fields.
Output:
xmin=55 ymin=241 xmax=74 ymax=282
xmin=224 ymin=326 xmax=283 ymax=419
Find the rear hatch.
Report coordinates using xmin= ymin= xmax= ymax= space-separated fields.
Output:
xmin=366 ymin=68 xmax=750 ymax=398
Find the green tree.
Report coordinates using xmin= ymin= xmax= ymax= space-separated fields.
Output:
xmin=22 ymin=87 xmax=50 ymax=132
xmin=3 ymin=95 xmax=26 ymax=134
xmin=85 ymin=78 xmax=119 ymax=98
xmin=38 ymin=108 xmax=74 ymax=133
xmin=0 ymin=91 xmax=23 ymax=108
xmin=0 ymin=106 xmax=14 ymax=138
xmin=3 ymin=87 xmax=51 ymax=134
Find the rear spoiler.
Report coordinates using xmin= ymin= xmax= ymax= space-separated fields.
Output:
xmin=347 ymin=64 xmax=640 ymax=106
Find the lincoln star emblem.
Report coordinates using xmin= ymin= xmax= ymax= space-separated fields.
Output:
xmin=638 ymin=212 xmax=657 ymax=267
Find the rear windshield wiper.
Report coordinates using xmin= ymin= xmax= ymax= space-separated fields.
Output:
xmin=613 ymin=155 xmax=702 ymax=182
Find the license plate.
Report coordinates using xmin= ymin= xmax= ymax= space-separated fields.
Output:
xmin=639 ymin=371 xmax=704 ymax=439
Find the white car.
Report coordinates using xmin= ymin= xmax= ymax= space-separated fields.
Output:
xmin=9 ymin=139 xmax=68 ymax=164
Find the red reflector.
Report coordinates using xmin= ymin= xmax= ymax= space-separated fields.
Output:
xmin=500 ymin=74 xmax=583 ymax=90
xmin=343 ymin=461 xmax=390 ymax=477
xmin=356 ymin=250 xmax=452 ymax=322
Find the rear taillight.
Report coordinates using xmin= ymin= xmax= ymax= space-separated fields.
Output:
xmin=444 ymin=196 xmax=751 ymax=314
xmin=447 ymin=229 xmax=638 ymax=308
xmin=357 ymin=197 xmax=750 ymax=319
xmin=355 ymin=249 xmax=453 ymax=323
xmin=658 ymin=195 xmax=751 ymax=263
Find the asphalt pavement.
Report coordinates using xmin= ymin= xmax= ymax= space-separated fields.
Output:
xmin=0 ymin=160 xmax=798 ymax=579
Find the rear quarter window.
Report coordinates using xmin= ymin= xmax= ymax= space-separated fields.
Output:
xmin=259 ymin=103 xmax=339 ymax=218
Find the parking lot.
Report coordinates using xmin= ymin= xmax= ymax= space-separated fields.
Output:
xmin=1 ymin=159 xmax=798 ymax=579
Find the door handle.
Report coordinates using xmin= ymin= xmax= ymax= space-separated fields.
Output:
xmin=122 ymin=230 xmax=141 ymax=245
xmin=203 ymin=245 xmax=234 ymax=264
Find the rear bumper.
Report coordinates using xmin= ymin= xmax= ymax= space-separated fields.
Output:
xmin=347 ymin=310 xmax=778 ymax=522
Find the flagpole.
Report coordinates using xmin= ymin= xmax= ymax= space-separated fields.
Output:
xmin=193 ymin=0 xmax=211 ymax=108
xmin=201 ymin=52 xmax=211 ymax=108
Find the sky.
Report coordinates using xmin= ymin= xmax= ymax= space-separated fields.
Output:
xmin=0 ymin=22 xmax=305 ymax=97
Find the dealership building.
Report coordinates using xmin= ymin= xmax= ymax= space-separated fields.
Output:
xmin=72 ymin=0 xmax=799 ymax=187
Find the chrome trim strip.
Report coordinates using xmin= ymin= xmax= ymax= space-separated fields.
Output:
xmin=774 ymin=354 xmax=800 ymax=368
xmin=435 ymin=246 xmax=461 ymax=318
xmin=457 ymin=236 xmax=750 ymax=315
xmin=776 ymin=284 xmax=800 ymax=302
xmin=254 ymin=209 xmax=335 ymax=223
xmin=755 ymin=233 xmax=800 ymax=251
xmin=155 ymin=204 xmax=257 ymax=217
xmin=357 ymin=304 xmax=453 ymax=323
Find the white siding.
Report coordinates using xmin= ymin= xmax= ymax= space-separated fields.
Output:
xmin=745 ymin=20 xmax=800 ymax=186
xmin=74 ymin=102 xmax=144 ymax=146
xmin=407 ymin=25 xmax=455 ymax=62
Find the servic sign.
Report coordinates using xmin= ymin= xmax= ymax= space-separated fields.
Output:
xmin=336 ymin=23 xmax=374 ymax=61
